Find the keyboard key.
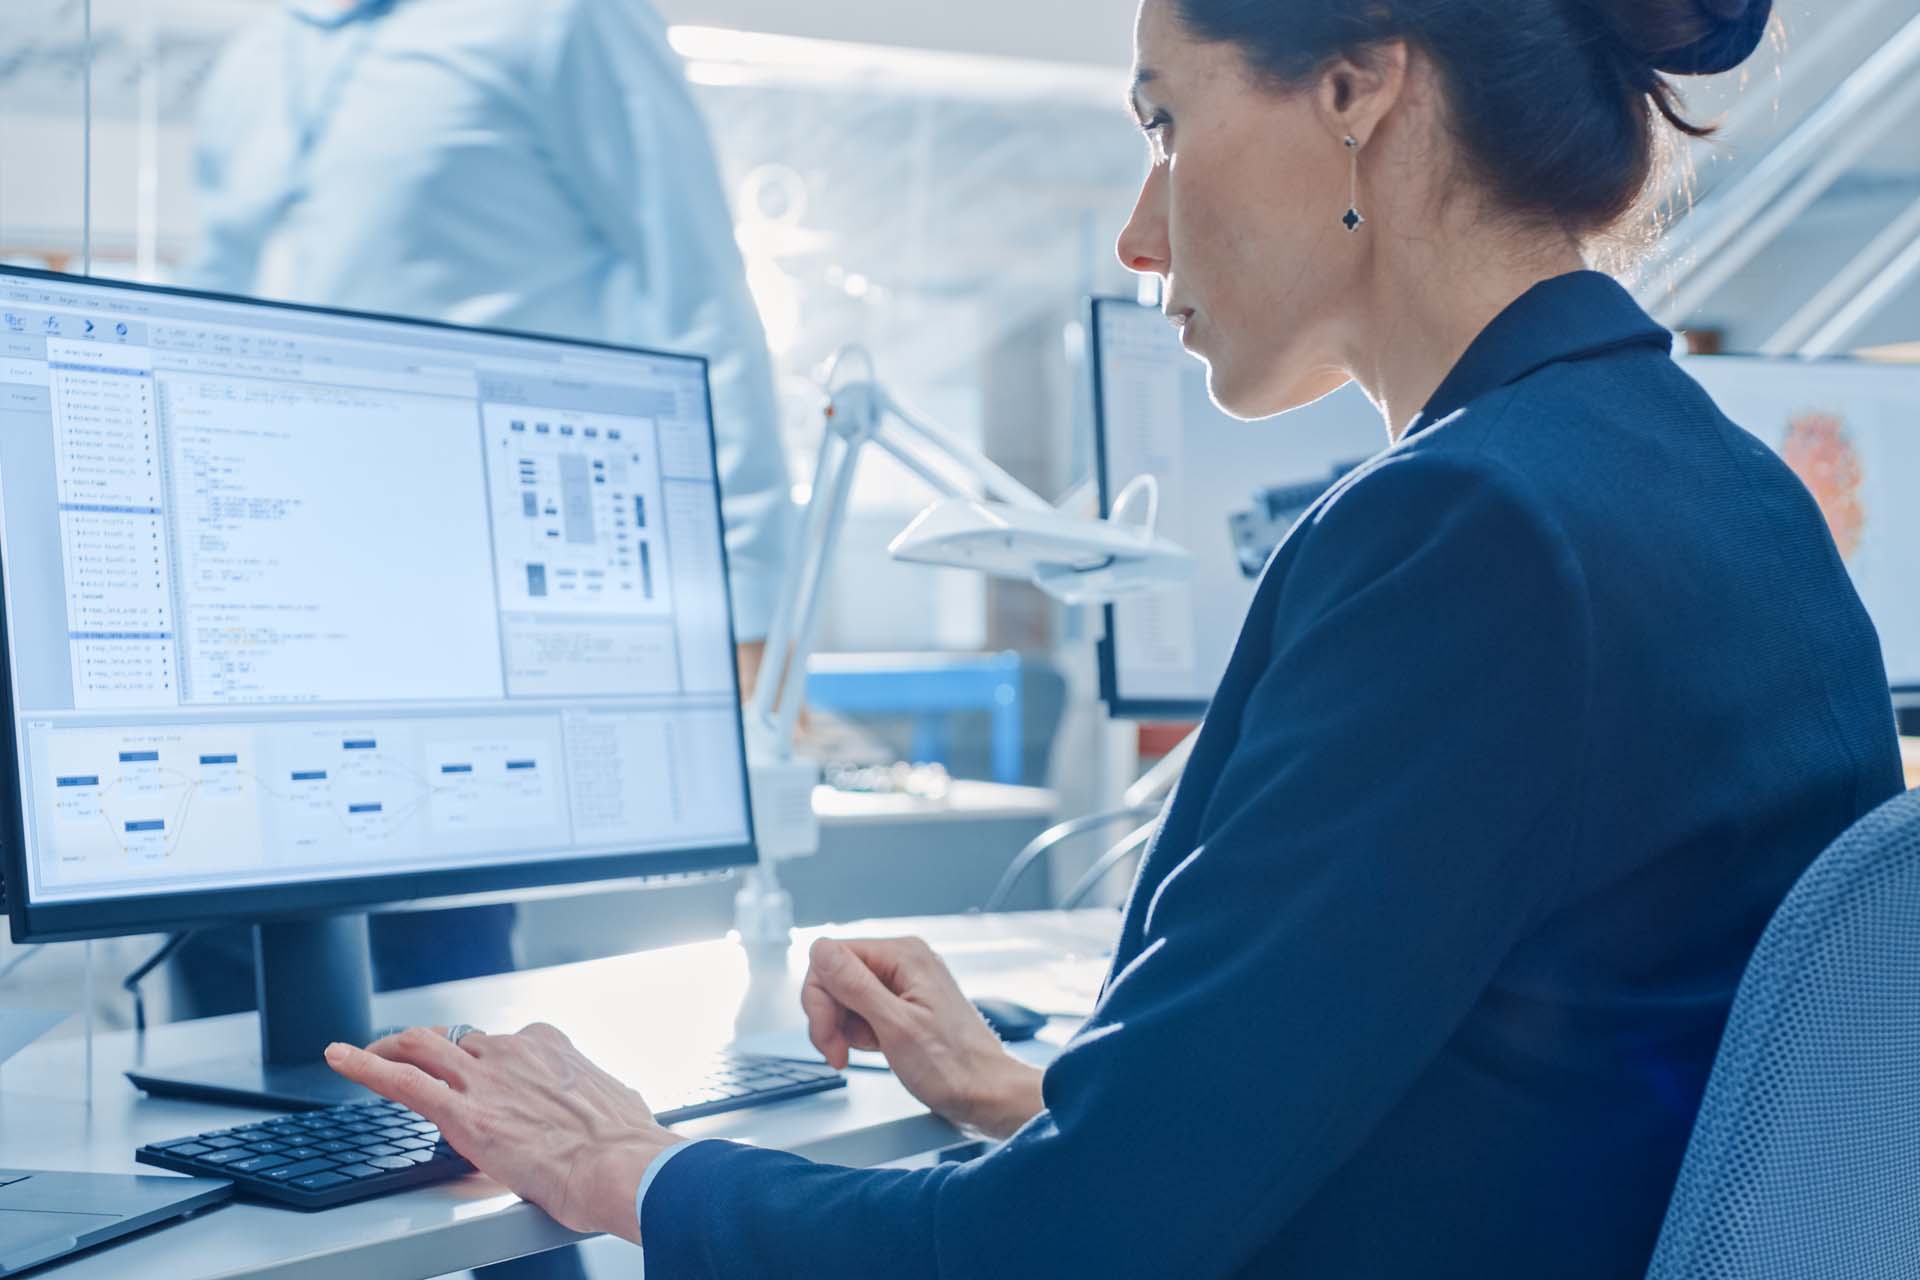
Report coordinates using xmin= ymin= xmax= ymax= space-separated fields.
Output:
xmin=315 ymin=1141 xmax=355 ymax=1154
xmin=393 ymin=1138 xmax=432 ymax=1151
xmin=399 ymin=1150 xmax=435 ymax=1165
xmin=230 ymin=1154 xmax=291 ymax=1174
xmin=377 ymin=1127 xmax=415 ymax=1142
xmin=281 ymin=1147 xmax=325 ymax=1161
xmin=151 ymin=1136 xmax=211 ymax=1151
xmin=366 ymin=1155 xmax=415 ymax=1171
xmin=200 ymin=1149 xmax=252 ymax=1166
xmin=262 ymin=1158 xmax=337 ymax=1181
xmin=292 ymin=1172 xmax=351 ymax=1191
xmin=248 ymin=1141 xmax=287 ymax=1154
xmin=164 ymin=1143 xmax=212 ymax=1158
xmin=202 ymin=1137 xmax=246 ymax=1150
xmin=331 ymin=1163 xmax=384 ymax=1179
xmin=359 ymin=1144 xmax=402 ymax=1158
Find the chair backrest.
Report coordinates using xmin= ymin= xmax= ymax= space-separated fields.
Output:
xmin=1646 ymin=787 xmax=1920 ymax=1279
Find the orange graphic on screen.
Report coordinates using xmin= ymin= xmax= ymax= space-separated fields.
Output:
xmin=1781 ymin=411 xmax=1865 ymax=561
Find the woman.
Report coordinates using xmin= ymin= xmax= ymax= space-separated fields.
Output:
xmin=328 ymin=0 xmax=1904 ymax=1275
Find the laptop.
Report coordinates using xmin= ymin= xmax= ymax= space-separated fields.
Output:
xmin=0 ymin=1171 xmax=231 ymax=1276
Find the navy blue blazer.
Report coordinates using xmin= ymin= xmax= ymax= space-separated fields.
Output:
xmin=642 ymin=273 xmax=1903 ymax=1278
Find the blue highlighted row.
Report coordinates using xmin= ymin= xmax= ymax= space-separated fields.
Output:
xmin=199 ymin=754 xmax=238 ymax=766
xmin=56 ymin=775 xmax=99 ymax=788
xmin=48 ymin=362 xmax=151 ymax=378
xmin=118 ymin=750 xmax=159 ymax=763
xmin=343 ymin=739 xmax=377 ymax=751
xmin=441 ymin=764 xmax=473 ymax=775
xmin=291 ymin=770 xmax=327 ymax=782
xmin=124 ymin=820 xmax=164 ymax=833
xmin=348 ymin=803 xmax=383 ymax=815
xmin=506 ymin=760 xmax=537 ymax=772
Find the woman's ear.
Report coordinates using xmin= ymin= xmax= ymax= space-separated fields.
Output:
xmin=1313 ymin=40 xmax=1408 ymax=148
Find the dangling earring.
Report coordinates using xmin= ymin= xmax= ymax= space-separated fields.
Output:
xmin=1342 ymin=135 xmax=1365 ymax=233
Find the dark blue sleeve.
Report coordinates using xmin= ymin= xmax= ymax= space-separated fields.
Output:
xmin=641 ymin=450 xmax=1593 ymax=1278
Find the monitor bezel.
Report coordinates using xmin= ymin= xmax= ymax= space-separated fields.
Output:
xmin=0 ymin=265 xmax=759 ymax=943
xmin=1088 ymin=296 xmax=1212 ymax=723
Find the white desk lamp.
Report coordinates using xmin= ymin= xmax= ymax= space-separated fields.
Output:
xmin=733 ymin=346 xmax=1190 ymax=948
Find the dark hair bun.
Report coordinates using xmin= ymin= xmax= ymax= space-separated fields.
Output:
xmin=1177 ymin=0 xmax=1774 ymax=237
xmin=1611 ymin=0 xmax=1775 ymax=76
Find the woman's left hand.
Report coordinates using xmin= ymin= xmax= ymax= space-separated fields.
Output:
xmin=325 ymin=1024 xmax=678 ymax=1244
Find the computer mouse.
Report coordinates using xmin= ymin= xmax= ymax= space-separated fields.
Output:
xmin=971 ymin=996 xmax=1048 ymax=1043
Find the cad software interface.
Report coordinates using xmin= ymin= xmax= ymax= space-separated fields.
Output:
xmin=0 ymin=272 xmax=751 ymax=907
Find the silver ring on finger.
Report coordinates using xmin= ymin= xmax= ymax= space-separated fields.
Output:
xmin=446 ymin=1023 xmax=483 ymax=1047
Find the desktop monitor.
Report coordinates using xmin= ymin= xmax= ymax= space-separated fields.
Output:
xmin=0 ymin=267 xmax=756 ymax=1105
xmin=1088 ymin=297 xmax=1388 ymax=720
xmin=1680 ymin=354 xmax=1920 ymax=694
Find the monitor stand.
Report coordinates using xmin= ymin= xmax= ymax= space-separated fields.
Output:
xmin=126 ymin=914 xmax=378 ymax=1109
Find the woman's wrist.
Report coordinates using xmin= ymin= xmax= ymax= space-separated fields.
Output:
xmin=960 ymin=1057 xmax=1046 ymax=1140
xmin=577 ymin=1124 xmax=681 ymax=1245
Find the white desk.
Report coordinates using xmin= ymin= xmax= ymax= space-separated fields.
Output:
xmin=10 ymin=910 xmax=1119 ymax=1279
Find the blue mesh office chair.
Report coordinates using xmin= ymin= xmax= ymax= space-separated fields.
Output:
xmin=1646 ymin=788 xmax=1920 ymax=1279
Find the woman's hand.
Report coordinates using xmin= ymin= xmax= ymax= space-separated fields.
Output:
xmin=325 ymin=1024 xmax=678 ymax=1244
xmin=801 ymin=936 xmax=1046 ymax=1140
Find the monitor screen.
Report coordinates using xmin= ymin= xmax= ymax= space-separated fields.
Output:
xmin=1089 ymin=297 xmax=1388 ymax=719
xmin=0 ymin=268 xmax=754 ymax=940
xmin=1680 ymin=354 xmax=1920 ymax=692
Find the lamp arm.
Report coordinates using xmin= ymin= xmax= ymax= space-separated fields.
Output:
xmin=750 ymin=346 xmax=1088 ymax=760
xmin=875 ymin=388 xmax=1055 ymax=514
xmin=749 ymin=426 xmax=852 ymax=753
xmin=865 ymin=425 xmax=977 ymax=502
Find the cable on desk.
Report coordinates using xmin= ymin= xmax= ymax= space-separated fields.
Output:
xmin=985 ymin=803 xmax=1163 ymax=912
xmin=123 ymin=931 xmax=195 ymax=1034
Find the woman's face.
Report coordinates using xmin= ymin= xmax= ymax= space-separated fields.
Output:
xmin=1117 ymin=0 xmax=1358 ymax=420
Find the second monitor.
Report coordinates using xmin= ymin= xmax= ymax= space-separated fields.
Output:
xmin=1091 ymin=302 xmax=1920 ymax=722
xmin=1090 ymin=296 xmax=1388 ymax=720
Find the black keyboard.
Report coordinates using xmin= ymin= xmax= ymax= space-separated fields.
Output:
xmin=136 ymin=1052 xmax=846 ymax=1210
